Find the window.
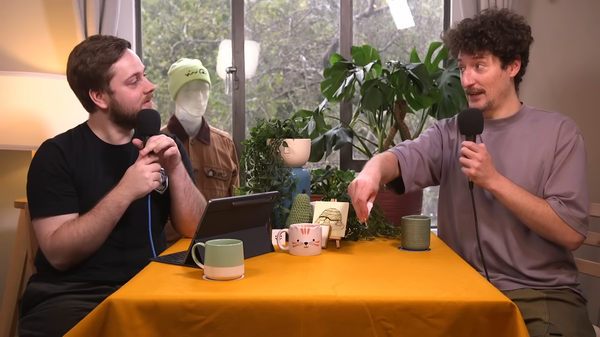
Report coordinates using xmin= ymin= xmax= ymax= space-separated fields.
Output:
xmin=139 ymin=0 xmax=448 ymax=224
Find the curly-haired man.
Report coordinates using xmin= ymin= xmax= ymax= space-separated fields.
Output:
xmin=349 ymin=8 xmax=595 ymax=336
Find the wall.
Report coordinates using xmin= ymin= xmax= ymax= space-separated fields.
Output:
xmin=0 ymin=151 xmax=32 ymax=306
xmin=515 ymin=0 xmax=600 ymax=325
xmin=0 ymin=0 xmax=136 ymax=307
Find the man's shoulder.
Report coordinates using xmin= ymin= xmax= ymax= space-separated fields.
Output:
xmin=37 ymin=123 xmax=89 ymax=152
xmin=208 ymin=126 xmax=233 ymax=142
xmin=523 ymin=104 xmax=581 ymax=133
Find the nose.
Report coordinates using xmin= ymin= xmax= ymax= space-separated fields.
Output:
xmin=461 ymin=69 xmax=475 ymax=89
xmin=144 ymin=77 xmax=156 ymax=94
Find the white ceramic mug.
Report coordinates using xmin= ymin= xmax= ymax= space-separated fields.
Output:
xmin=191 ymin=238 xmax=245 ymax=280
xmin=277 ymin=223 xmax=322 ymax=256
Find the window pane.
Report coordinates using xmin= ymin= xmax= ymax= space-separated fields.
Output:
xmin=353 ymin=0 xmax=444 ymax=223
xmin=141 ymin=0 xmax=232 ymax=134
xmin=244 ymin=0 xmax=340 ymax=169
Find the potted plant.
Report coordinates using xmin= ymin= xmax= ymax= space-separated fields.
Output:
xmin=310 ymin=165 xmax=399 ymax=241
xmin=295 ymin=42 xmax=467 ymax=226
xmin=238 ymin=118 xmax=310 ymax=228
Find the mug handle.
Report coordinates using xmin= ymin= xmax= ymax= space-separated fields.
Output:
xmin=191 ymin=242 xmax=205 ymax=268
xmin=277 ymin=229 xmax=289 ymax=250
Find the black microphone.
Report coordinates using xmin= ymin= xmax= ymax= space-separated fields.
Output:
xmin=457 ymin=108 xmax=484 ymax=189
xmin=135 ymin=109 xmax=161 ymax=147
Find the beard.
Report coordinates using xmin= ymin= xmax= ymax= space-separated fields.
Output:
xmin=108 ymin=96 xmax=138 ymax=130
xmin=466 ymin=88 xmax=494 ymax=113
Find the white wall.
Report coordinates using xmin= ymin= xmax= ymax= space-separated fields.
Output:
xmin=514 ymin=0 xmax=600 ymax=325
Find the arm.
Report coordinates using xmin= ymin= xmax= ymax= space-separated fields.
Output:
xmin=461 ymin=141 xmax=585 ymax=250
xmin=33 ymin=153 xmax=163 ymax=271
xmin=138 ymin=136 xmax=205 ymax=238
xmin=165 ymin=163 xmax=205 ymax=237
xmin=230 ymin=141 xmax=240 ymax=196
xmin=487 ymin=174 xmax=584 ymax=251
xmin=348 ymin=151 xmax=401 ymax=222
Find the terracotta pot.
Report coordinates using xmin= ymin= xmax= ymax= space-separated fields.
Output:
xmin=374 ymin=188 xmax=423 ymax=227
xmin=310 ymin=194 xmax=324 ymax=202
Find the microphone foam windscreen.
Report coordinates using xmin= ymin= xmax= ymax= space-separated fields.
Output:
xmin=457 ymin=108 xmax=484 ymax=135
xmin=136 ymin=109 xmax=162 ymax=137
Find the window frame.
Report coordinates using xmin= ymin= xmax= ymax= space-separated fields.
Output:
xmin=134 ymin=0 xmax=451 ymax=170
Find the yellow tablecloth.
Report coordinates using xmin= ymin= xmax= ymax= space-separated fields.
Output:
xmin=66 ymin=234 xmax=528 ymax=337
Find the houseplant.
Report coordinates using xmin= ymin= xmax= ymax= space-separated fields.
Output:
xmin=238 ymin=118 xmax=305 ymax=228
xmin=295 ymin=42 xmax=467 ymax=226
xmin=310 ymin=165 xmax=398 ymax=241
xmin=296 ymin=41 xmax=467 ymax=161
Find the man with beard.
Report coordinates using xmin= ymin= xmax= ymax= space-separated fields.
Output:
xmin=349 ymin=8 xmax=595 ymax=337
xmin=18 ymin=35 xmax=206 ymax=337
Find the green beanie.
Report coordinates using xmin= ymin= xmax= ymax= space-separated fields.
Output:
xmin=168 ymin=58 xmax=212 ymax=100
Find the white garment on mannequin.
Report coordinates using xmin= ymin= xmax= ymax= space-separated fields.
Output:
xmin=174 ymin=80 xmax=210 ymax=137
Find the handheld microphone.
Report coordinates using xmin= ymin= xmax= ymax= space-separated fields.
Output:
xmin=457 ymin=108 xmax=490 ymax=282
xmin=457 ymin=108 xmax=484 ymax=189
xmin=135 ymin=109 xmax=162 ymax=259
xmin=135 ymin=109 xmax=162 ymax=147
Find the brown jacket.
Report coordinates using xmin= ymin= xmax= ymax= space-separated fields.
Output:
xmin=162 ymin=115 xmax=239 ymax=245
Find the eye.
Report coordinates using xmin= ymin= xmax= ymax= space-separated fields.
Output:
xmin=458 ymin=66 xmax=465 ymax=73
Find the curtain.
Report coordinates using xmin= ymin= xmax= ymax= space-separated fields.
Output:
xmin=73 ymin=0 xmax=121 ymax=38
xmin=456 ymin=0 xmax=514 ymax=21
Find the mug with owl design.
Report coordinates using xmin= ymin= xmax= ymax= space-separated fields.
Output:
xmin=277 ymin=223 xmax=322 ymax=256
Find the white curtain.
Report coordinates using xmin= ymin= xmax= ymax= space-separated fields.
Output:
xmin=457 ymin=0 xmax=514 ymax=21
xmin=73 ymin=0 xmax=121 ymax=38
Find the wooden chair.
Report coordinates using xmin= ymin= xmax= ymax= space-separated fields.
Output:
xmin=0 ymin=199 xmax=38 ymax=337
xmin=574 ymin=202 xmax=600 ymax=337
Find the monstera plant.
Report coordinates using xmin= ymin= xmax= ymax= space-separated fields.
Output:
xmin=295 ymin=42 xmax=467 ymax=162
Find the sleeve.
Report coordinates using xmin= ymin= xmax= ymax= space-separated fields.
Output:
xmin=174 ymin=135 xmax=196 ymax=185
xmin=387 ymin=121 xmax=446 ymax=193
xmin=544 ymin=119 xmax=589 ymax=236
xmin=27 ymin=139 xmax=79 ymax=220
xmin=229 ymin=139 xmax=240 ymax=196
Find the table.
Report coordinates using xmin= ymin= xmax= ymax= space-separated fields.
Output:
xmin=66 ymin=234 xmax=528 ymax=337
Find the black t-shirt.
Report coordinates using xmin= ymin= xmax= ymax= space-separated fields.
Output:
xmin=26 ymin=122 xmax=194 ymax=285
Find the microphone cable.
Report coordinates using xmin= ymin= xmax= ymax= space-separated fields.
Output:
xmin=468 ymin=134 xmax=489 ymax=282
xmin=469 ymin=187 xmax=489 ymax=282
xmin=147 ymin=194 xmax=157 ymax=258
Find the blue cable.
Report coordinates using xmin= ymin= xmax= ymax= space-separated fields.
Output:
xmin=147 ymin=194 xmax=157 ymax=258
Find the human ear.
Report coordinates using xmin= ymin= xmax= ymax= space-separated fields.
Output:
xmin=508 ymin=56 xmax=522 ymax=78
xmin=89 ymin=89 xmax=109 ymax=110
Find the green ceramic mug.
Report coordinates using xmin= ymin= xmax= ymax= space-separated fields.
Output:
xmin=400 ymin=215 xmax=431 ymax=251
xmin=191 ymin=238 xmax=245 ymax=280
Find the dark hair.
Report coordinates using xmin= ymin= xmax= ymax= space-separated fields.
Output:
xmin=441 ymin=8 xmax=534 ymax=92
xmin=66 ymin=35 xmax=131 ymax=113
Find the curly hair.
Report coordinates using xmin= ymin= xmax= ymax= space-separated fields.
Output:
xmin=66 ymin=35 xmax=131 ymax=113
xmin=441 ymin=8 xmax=534 ymax=92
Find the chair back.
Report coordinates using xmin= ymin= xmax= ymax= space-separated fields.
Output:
xmin=0 ymin=199 xmax=38 ymax=337
xmin=575 ymin=203 xmax=600 ymax=278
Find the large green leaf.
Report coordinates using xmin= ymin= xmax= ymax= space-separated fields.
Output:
xmin=360 ymin=78 xmax=393 ymax=113
xmin=428 ymin=58 xmax=467 ymax=119
xmin=351 ymin=45 xmax=380 ymax=67
xmin=423 ymin=42 xmax=445 ymax=73
xmin=308 ymin=125 xmax=353 ymax=162
xmin=406 ymin=63 xmax=431 ymax=95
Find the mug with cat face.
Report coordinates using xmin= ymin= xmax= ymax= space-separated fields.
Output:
xmin=277 ymin=223 xmax=322 ymax=256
